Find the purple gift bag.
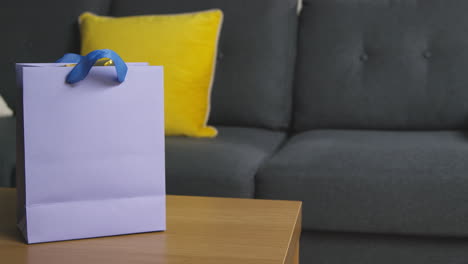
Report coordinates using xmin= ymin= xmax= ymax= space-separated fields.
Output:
xmin=16 ymin=52 xmax=166 ymax=244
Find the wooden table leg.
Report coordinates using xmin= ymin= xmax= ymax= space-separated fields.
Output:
xmin=293 ymin=241 xmax=300 ymax=264
xmin=286 ymin=205 xmax=302 ymax=264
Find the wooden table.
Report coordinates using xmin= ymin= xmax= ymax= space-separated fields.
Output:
xmin=0 ymin=188 xmax=301 ymax=264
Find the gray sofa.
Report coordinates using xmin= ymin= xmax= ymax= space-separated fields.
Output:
xmin=2 ymin=0 xmax=468 ymax=263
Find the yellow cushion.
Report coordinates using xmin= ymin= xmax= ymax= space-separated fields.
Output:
xmin=79 ymin=10 xmax=223 ymax=137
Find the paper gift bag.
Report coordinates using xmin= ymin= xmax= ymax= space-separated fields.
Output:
xmin=16 ymin=50 xmax=166 ymax=244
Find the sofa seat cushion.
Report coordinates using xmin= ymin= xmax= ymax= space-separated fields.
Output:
xmin=166 ymin=126 xmax=285 ymax=198
xmin=0 ymin=117 xmax=16 ymax=187
xmin=257 ymin=130 xmax=468 ymax=236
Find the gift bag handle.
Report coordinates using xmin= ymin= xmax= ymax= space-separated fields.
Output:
xmin=56 ymin=49 xmax=128 ymax=84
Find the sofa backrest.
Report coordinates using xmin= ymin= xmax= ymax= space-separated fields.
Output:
xmin=0 ymin=0 xmax=111 ymax=110
xmin=294 ymin=0 xmax=468 ymax=131
xmin=1 ymin=0 xmax=298 ymax=131
xmin=110 ymin=0 xmax=298 ymax=130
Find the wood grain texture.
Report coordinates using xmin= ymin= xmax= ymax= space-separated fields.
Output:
xmin=0 ymin=188 xmax=302 ymax=264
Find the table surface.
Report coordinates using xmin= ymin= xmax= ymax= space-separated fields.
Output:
xmin=0 ymin=188 xmax=302 ymax=264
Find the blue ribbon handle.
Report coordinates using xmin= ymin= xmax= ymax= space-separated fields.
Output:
xmin=56 ymin=49 xmax=128 ymax=84
xmin=56 ymin=53 xmax=84 ymax=63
